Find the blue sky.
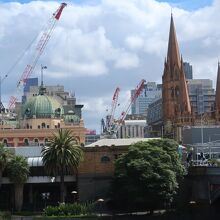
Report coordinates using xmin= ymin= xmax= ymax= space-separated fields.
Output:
xmin=157 ymin=0 xmax=213 ymax=10
xmin=0 ymin=0 xmax=214 ymax=10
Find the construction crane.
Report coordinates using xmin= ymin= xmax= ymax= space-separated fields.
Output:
xmin=101 ymin=79 xmax=146 ymax=138
xmin=8 ymin=2 xmax=67 ymax=111
xmin=101 ymin=87 xmax=120 ymax=134
xmin=0 ymin=74 xmax=9 ymax=113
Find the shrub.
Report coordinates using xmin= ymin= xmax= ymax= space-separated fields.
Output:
xmin=0 ymin=211 xmax=11 ymax=220
xmin=44 ymin=202 xmax=95 ymax=217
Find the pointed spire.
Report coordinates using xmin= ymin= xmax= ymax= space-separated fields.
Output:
xmin=215 ymin=62 xmax=220 ymax=110
xmin=180 ymin=68 xmax=191 ymax=114
xmin=167 ymin=14 xmax=181 ymax=68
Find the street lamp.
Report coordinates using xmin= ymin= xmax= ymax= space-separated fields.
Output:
xmin=71 ymin=191 xmax=78 ymax=203
xmin=97 ymin=198 xmax=104 ymax=217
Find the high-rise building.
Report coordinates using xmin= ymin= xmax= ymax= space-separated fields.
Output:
xmin=22 ymin=78 xmax=38 ymax=103
xmin=188 ymin=79 xmax=215 ymax=114
xmin=183 ymin=62 xmax=193 ymax=79
xmin=131 ymin=82 xmax=162 ymax=116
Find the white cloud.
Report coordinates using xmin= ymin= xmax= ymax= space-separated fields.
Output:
xmin=125 ymin=36 xmax=144 ymax=50
xmin=1 ymin=0 xmax=220 ymax=131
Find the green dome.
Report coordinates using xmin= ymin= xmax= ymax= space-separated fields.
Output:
xmin=64 ymin=110 xmax=80 ymax=124
xmin=23 ymin=95 xmax=64 ymax=118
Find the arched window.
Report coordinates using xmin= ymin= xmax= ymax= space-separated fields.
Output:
xmin=170 ymin=87 xmax=174 ymax=98
xmin=24 ymin=138 xmax=29 ymax=146
xmin=42 ymin=122 xmax=46 ymax=129
xmin=101 ymin=156 xmax=110 ymax=163
xmin=3 ymin=139 xmax=8 ymax=147
xmin=34 ymin=139 xmax=39 ymax=144
xmin=175 ymin=86 xmax=180 ymax=97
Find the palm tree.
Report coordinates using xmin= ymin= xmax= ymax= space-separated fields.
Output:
xmin=7 ymin=155 xmax=29 ymax=211
xmin=0 ymin=143 xmax=13 ymax=188
xmin=41 ymin=128 xmax=83 ymax=203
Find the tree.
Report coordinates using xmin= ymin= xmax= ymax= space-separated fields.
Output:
xmin=7 ymin=155 xmax=29 ymax=211
xmin=0 ymin=143 xmax=13 ymax=188
xmin=111 ymin=138 xmax=185 ymax=211
xmin=41 ymin=128 xmax=84 ymax=203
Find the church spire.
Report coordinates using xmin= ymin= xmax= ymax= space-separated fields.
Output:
xmin=167 ymin=14 xmax=181 ymax=68
xmin=215 ymin=62 xmax=220 ymax=110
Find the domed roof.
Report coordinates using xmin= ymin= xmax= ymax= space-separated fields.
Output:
xmin=23 ymin=94 xmax=64 ymax=119
xmin=64 ymin=110 xmax=80 ymax=124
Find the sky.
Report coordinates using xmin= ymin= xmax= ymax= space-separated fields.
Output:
xmin=0 ymin=0 xmax=218 ymax=133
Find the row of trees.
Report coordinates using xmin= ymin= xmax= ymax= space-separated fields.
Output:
xmin=0 ymin=129 xmax=83 ymax=211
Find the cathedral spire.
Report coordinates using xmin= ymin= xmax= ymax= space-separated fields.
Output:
xmin=167 ymin=14 xmax=181 ymax=68
xmin=215 ymin=62 xmax=220 ymax=110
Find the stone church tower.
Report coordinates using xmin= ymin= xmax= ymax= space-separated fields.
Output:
xmin=162 ymin=14 xmax=192 ymax=139
xmin=159 ymin=14 xmax=220 ymax=142
xmin=215 ymin=63 xmax=220 ymax=124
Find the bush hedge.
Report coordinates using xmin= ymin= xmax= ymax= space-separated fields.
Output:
xmin=0 ymin=211 xmax=11 ymax=220
xmin=44 ymin=202 xmax=95 ymax=217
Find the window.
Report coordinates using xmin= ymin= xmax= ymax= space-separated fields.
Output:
xmin=34 ymin=139 xmax=39 ymax=143
xmin=42 ymin=123 xmax=46 ymax=129
xmin=24 ymin=138 xmax=29 ymax=146
xmin=3 ymin=139 xmax=8 ymax=147
xmin=101 ymin=156 xmax=110 ymax=163
xmin=175 ymin=87 xmax=180 ymax=97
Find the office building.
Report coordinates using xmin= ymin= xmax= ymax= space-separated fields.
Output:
xmin=183 ymin=62 xmax=193 ymax=79
xmin=131 ymin=82 xmax=162 ymax=116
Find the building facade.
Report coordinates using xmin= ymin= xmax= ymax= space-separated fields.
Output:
xmin=0 ymin=83 xmax=85 ymax=146
xmin=183 ymin=62 xmax=193 ymax=80
xmin=188 ymin=79 xmax=215 ymax=114
xmin=131 ymin=82 xmax=162 ymax=116
xmin=0 ymin=138 xmax=152 ymax=209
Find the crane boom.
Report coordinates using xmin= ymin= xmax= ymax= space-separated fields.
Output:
xmin=114 ymin=79 xmax=146 ymax=133
xmin=8 ymin=2 xmax=67 ymax=110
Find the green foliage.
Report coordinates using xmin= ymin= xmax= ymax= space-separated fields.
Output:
xmin=111 ymin=138 xmax=185 ymax=210
xmin=43 ymin=202 xmax=95 ymax=217
xmin=41 ymin=129 xmax=84 ymax=176
xmin=6 ymin=155 xmax=29 ymax=184
xmin=41 ymin=129 xmax=84 ymax=203
xmin=0 ymin=211 xmax=11 ymax=220
xmin=0 ymin=143 xmax=13 ymax=171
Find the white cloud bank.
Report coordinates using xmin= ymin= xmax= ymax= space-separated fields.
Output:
xmin=0 ymin=0 xmax=219 ymax=131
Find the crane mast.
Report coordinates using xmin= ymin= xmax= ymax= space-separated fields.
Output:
xmin=107 ymin=87 xmax=120 ymax=132
xmin=8 ymin=2 xmax=67 ymax=110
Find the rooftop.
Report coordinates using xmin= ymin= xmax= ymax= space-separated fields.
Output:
xmin=86 ymin=138 xmax=159 ymax=147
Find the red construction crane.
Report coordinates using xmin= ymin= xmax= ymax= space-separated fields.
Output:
xmin=101 ymin=79 xmax=146 ymax=138
xmin=101 ymin=87 xmax=120 ymax=135
xmin=107 ymin=87 xmax=120 ymax=131
xmin=113 ymin=79 xmax=146 ymax=134
xmin=8 ymin=2 xmax=67 ymax=110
